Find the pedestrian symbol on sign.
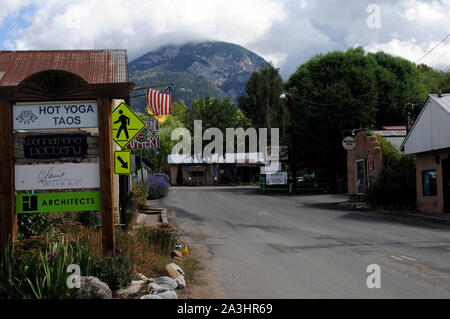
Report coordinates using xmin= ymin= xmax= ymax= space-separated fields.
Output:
xmin=114 ymin=110 xmax=130 ymax=139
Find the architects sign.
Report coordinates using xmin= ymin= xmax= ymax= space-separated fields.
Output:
xmin=13 ymin=102 xmax=98 ymax=130
xmin=24 ymin=134 xmax=88 ymax=159
xmin=15 ymin=163 xmax=100 ymax=190
xmin=16 ymin=191 xmax=101 ymax=213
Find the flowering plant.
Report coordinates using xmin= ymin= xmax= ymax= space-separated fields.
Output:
xmin=130 ymin=181 xmax=148 ymax=208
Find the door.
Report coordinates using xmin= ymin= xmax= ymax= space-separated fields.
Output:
xmin=442 ymin=158 xmax=450 ymax=213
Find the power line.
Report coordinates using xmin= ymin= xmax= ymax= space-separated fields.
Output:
xmin=429 ymin=48 xmax=450 ymax=66
xmin=415 ymin=33 xmax=450 ymax=64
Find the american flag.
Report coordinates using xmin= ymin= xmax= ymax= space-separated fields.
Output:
xmin=146 ymin=86 xmax=172 ymax=116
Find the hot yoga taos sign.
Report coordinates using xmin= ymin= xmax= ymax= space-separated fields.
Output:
xmin=13 ymin=101 xmax=98 ymax=130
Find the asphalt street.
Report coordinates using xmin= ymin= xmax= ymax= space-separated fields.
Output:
xmin=162 ymin=187 xmax=450 ymax=298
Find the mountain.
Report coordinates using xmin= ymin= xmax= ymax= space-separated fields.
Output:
xmin=128 ymin=41 xmax=268 ymax=113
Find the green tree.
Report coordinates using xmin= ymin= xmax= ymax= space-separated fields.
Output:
xmin=238 ymin=63 xmax=290 ymax=138
xmin=285 ymin=47 xmax=430 ymax=180
xmin=286 ymin=47 xmax=379 ymax=179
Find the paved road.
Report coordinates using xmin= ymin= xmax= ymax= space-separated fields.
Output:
xmin=162 ymin=187 xmax=450 ymax=298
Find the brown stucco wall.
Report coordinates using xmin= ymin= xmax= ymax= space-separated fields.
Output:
xmin=415 ymin=149 xmax=450 ymax=214
xmin=347 ymin=132 xmax=382 ymax=199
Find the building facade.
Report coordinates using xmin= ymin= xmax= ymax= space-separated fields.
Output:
xmin=402 ymin=94 xmax=450 ymax=214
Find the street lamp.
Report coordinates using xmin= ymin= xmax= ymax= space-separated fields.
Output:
xmin=280 ymin=89 xmax=297 ymax=192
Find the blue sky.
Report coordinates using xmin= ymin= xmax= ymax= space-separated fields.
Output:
xmin=1 ymin=0 xmax=449 ymax=78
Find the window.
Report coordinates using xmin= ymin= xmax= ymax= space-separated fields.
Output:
xmin=422 ymin=170 xmax=437 ymax=196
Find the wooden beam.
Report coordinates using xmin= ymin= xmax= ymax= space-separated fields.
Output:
xmin=97 ymin=98 xmax=115 ymax=256
xmin=0 ymin=100 xmax=17 ymax=251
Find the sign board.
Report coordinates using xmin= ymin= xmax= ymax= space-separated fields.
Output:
xmin=13 ymin=102 xmax=98 ymax=130
xmin=16 ymin=191 xmax=101 ymax=213
xmin=266 ymin=171 xmax=288 ymax=185
xmin=15 ymin=163 xmax=100 ymax=190
xmin=145 ymin=119 xmax=159 ymax=132
xmin=126 ymin=134 xmax=160 ymax=150
xmin=342 ymin=136 xmax=356 ymax=151
xmin=23 ymin=134 xmax=88 ymax=159
xmin=114 ymin=150 xmax=132 ymax=175
xmin=112 ymin=102 xmax=145 ymax=148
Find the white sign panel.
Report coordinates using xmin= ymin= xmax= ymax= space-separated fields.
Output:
xmin=13 ymin=102 xmax=98 ymax=130
xmin=342 ymin=136 xmax=356 ymax=151
xmin=15 ymin=163 xmax=100 ymax=190
xmin=266 ymin=172 xmax=288 ymax=185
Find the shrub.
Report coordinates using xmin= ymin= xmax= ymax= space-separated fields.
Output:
xmin=75 ymin=211 xmax=99 ymax=228
xmin=91 ymin=254 xmax=133 ymax=290
xmin=131 ymin=181 xmax=149 ymax=208
xmin=17 ymin=213 xmax=49 ymax=240
xmin=364 ymin=134 xmax=416 ymax=208
xmin=148 ymin=175 xmax=170 ymax=199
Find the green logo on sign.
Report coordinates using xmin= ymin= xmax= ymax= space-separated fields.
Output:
xmin=16 ymin=191 xmax=101 ymax=213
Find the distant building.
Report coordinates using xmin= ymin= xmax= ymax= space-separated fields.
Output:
xmin=401 ymin=94 xmax=450 ymax=214
xmin=168 ymin=153 xmax=265 ymax=186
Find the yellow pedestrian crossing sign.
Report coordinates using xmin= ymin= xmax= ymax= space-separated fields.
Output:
xmin=112 ymin=102 xmax=146 ymax=148
xmin=114 ymin=150 xmax=132 ymax=175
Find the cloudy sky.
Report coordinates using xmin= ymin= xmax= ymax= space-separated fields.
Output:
xmin=1 ymin=0 xmax=449 ymax=78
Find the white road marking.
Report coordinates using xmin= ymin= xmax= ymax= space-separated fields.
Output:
xmin=258 ymin=211 xmax=270 ymax=215
xmin=399 ymin=255 xmax=418 ymax=262
xmin=390 ymin=255 xmax=404 ymax=261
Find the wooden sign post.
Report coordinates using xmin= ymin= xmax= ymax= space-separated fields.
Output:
xmin=0 ymin=50 xmax=134 ymax=256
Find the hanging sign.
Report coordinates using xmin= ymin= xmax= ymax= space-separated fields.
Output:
xmin=126 ymin=134 xmax=160 ymax=150
xmin=23 ymin=134 xmax=88 ymax=159
xmin=13 ymin=102 xmax=98 ymax=130
xmin=112 ymin=102 xmax=146 ymax=148
xmin=15 ymin=163 xmax=100 ymax=190
xmin=342 ymin=136 xmax=356 ymax=151
xmin=16 ymin=191 xmax=101 ymax=213
xmin=145 ymin=119 xmax=159 ymax=132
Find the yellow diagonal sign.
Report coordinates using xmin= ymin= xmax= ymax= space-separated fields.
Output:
xmin=112 ymin=102 xmax=145 ymax=148
xmin=114 ymin=150 xmax=131 ymax=175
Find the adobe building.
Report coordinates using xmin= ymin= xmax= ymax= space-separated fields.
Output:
xmin=401 ymin=93 xmax=450 ymax=214
xmin=0 ymin=50 xmax=134 ymax=253
xmin=346 ymin=132 xmax=383 ymax=200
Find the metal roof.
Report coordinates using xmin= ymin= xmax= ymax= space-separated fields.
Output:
xmin=402 ymin=94 xmax=450 ymax=154
xmin=0 ymin=50 xmax=129 ymax=87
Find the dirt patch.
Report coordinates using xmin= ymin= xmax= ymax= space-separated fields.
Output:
xmin=176 ymin=236 xmax=229 ymax=299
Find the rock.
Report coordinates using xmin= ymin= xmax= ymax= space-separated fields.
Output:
xmin=171 ymin=250 xmax=183 ymax=261
xmin=168 ymin=263 xmax=185 ymax=276
xmin=174 ymin=276 xmax=186 ymax=289
xmin=136 ymin=273 xmax=150 ymax=283
xmin=140 ymin=294 xmax=162 ymax=299
xmin=75 ymin=276 xmax=112 ymax=299
xmin=115 ymin=280 xmax=144 ymax=297
xmin=155 ymin=276 xmax=178 ymax=289
xmin=157 ymin=291 xmax=178 ymax=299
xmin=147 ymin=278 xmax=156 ymax=283
xmin=165 ymin=264 xmax=182 ymax=279
xmin=148 ymin=283 xmax=162 ymax=291
xmin=151 ymin=287 xmax=173 ymax=295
